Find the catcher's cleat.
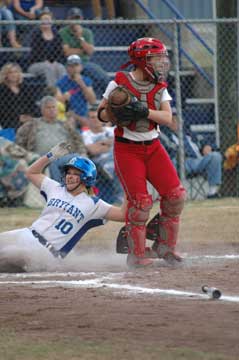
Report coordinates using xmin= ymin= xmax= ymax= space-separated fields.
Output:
xmin=162 ymin=251 xmax=183 ymax=265
xmin=152 ymin=241 xmax=183 ymax=265
xmin=126 ymin=254 xmax=154 ymax=268
xmin=144 ymin=246 xmax=158 ymax=259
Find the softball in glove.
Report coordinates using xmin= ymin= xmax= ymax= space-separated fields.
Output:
xmin=106 ymin=86 xmax=149 ymax=126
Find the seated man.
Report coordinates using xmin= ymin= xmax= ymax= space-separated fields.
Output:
xmin=159 ymin=125 xmax=222 ymax=199
xmin=15 ymin=95 xmax=87 ymax=182
xmin=56 ymin=55 xmax=96 ymax=130
xmin=81 ymin=104 xmax=123 ymax=203
xmin=59 ymin=7 xmax=110 ymax=98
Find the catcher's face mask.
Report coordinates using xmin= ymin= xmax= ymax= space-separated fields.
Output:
xmin=145 ymin=53 xmax=170 ymax=83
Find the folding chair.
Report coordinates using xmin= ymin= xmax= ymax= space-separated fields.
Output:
xmin=185 ymin=172 xmax=208 ymax=200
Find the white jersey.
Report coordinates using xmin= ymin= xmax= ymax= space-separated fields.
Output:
xmin=31 ymin=177 xmax=111 ymax=253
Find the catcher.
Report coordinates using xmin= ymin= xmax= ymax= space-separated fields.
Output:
xmin=97 ymin=37 xmax=186 ymax=268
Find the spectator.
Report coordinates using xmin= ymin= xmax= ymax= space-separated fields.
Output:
xmin=56 ymin=54 xmax=96 ymax=130
xmin=12 ymin=0 xmax=43 ymax=20
xmin=0 ymin=62 xmax=37 ymax=131
xmin=59 ymin=7 xmax=110 ymax=98
xmin=91 ymin=0 xmax=115 ymax=19
xmin=224 ymin=142 xmax=239 ymax=171
xmin=0 ymin=135 xmax=38 ymax=206
xmin=0 ymin=0 xmax=21 ymax=48
xmin=159 ymin=125 xmax=222 ymax=199
xmin=43 ymin=85 xmax=67 ymax=121
xmin=15 ymin=95 xmax=87 ymax=181
xmin=82 ymin=104 xmax=123 ymax=203
xmin=27 ymin=7 xmax=66 ymax=86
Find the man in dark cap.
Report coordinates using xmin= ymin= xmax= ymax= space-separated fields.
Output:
xmin=59 ymin=7 xmax=110 ymax=98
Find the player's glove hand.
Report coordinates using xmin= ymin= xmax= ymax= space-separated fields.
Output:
xmin=111 ymin=97 xmax=149 ymax=122
xmin=106 ymin=86 xmax=149 ymax=126
xmin=46 ymin=142 xmax=72 ymax=162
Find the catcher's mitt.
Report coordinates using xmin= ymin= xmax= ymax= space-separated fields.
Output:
xmin=116 ymin=213 xmax=160 ymax=254
xmin=106 ymin=86 xmax=149 ymax=126
xmin=116 ymin=225 xmax=128 ymax=254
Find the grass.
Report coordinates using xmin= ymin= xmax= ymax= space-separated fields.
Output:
xmin=0 ymin=331 xmax=233 ymax=360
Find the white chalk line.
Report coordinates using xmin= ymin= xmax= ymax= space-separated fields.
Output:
xmin=0 ymin=253 xmax=238 ymax=303
xmin=0 ymin=272 xmax=99 ymax=279
xmin=189 ymin=254 xmax=239 ymax=260
xmin=0 ymin=277 xmax=239 ymax=303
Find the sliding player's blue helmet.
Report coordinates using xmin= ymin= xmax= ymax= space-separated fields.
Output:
xmin=64 ymin=156 xmax=97 ymax=187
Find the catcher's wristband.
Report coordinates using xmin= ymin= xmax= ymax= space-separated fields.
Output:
xmin=97 ymin=107 xmax=108 ymax=123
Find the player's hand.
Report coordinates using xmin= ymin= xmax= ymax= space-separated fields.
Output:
xmin=46 ymin=142 xmax=72 ymax=162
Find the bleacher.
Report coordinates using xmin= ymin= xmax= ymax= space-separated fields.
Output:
xmin=0 ymin=17 xmax=215 ymax=145
xmin=182 ymin=98 xmax=216 ymax=145
xmin=0 ymin=0 xmax=215 ymax=131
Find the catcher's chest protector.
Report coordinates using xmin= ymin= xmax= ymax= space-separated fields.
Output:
xmin=115 ymin=71 xmax=167 ymax=132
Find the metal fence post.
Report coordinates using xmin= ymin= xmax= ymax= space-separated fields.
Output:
xmin=173 ymin=19 xmax=185 ymax=183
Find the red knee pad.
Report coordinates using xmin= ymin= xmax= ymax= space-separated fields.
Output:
xmin=160 ymin=184 xmax=186 ymax=218
xmin=126 ymin=193 xmax=153 ymax=258
xmin=157 ymin=185 xmax=186 ymax=250
xmin=127 ymin=193 xmax=153 ymax=224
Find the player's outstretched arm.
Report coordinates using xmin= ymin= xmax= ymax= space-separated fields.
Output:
xmin=104 ymin=195 xmax=128 ymax=222
xmin=26 ymin=155 xmax=51 ymax=189
xmin=26 ymin=142 xmax=71 ymax=189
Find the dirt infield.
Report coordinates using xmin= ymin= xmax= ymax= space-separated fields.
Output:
xmin=0 ymin=199 xmax=239 ymax=360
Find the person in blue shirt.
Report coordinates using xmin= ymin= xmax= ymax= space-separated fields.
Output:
xmin=159 ymin=124 xmax=222 ymax=199
xmin=56 ymin=55 xmax=96 ymax=130
xmin=12 ymin=0 xmax=43 ymax=20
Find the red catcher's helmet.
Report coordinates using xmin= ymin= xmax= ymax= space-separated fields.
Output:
xmin=122 ymin=37 xmax=170 ymax=83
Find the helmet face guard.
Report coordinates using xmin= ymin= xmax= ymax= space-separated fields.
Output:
xmin=124 ymin=37 xmax=170 ymax=83
xmin=64 ymin=156 xmax=97 ymax=187
xmin=145 ymin=53 xmax=170 ymax=82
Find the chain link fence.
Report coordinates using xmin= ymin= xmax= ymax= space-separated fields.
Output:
xmin=0 ymin=18 xmax=238 ymax=206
